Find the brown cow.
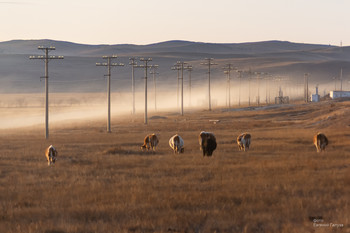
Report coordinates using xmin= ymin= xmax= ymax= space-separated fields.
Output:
xmin=237 ymin=133 xmax=251 ymax=151
xmin=199 ymin=131 xmax=217 ymax=157
xmin=141 ymin=134 xmax=159 ymax=151
xmin=313 ymin=133 xmax=328 ymax=152
xmin=45 ymin=145 xmax=57 ymax=166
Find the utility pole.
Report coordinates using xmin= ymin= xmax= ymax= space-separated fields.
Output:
xmin=304 ymin=73 xmax=310 ymax=102
xmin=129 ymin=57 xmax=137 ymax=115
xmin=223 ymin=64 xmax=236 ymax=108
xmin=255 ymin=72 xmax=261 ymax=106
xmin=171 ymin=64 xmax=181 ymax=110
xmin=254 ymin=72 xmax=268 ymax=106
xmin=96 ymin=55 xmax=124 ymax=133
xmin=173 ymin=61 xmax=190 ymax=116
xmin=29 ymin=46 xmax=64 ymax=139
xmin=340 ymin=68 xmax=343 ymax=98
xmin=265 ymin=77 xmax=269 ymax=104
xmin=201 ymin=58 xmax=217 ymax=111
xmin=247 ymin=68 xmax=253 ymax=106
xmin=186 ymin=65 xmax=193 ymax=107
xmin=237 ymin=70 xmax=243 ymax=106
xmin=149 ymin=65 xmax=159 ymax=111
xmin=135 ymin=58 xmax=155 ymax=124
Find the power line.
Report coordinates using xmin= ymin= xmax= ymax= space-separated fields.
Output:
xmin=201 ymin=58 xmax=217 ymax=111
xmin=96 ymin=55 xmax=124 ymax=133
xmin=29 ymin=46 xmax=64 ymax=139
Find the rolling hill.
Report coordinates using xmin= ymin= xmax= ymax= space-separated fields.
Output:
xmin=0 ymin=39 xmax=349 ymax=94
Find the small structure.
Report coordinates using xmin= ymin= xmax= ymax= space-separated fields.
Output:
xmin=311 ymin=86 xmax=320 ymax=102
xmin=275 ymin=87 xmax=289 ymax=104
xmin=330 ymin=91 xmax=350 ymax=99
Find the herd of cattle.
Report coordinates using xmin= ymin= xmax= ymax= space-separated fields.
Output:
xmin=44 ymin=132 xmax=329 ymax=166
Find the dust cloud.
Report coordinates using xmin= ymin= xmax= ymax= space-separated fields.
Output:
xmin=0 ymin=78 xmax=342 ymax=129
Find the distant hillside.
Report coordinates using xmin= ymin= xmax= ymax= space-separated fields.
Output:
xmin=0 ymin=39 xmax=349 ymax=94
xmin=0 ymin=39 xmax=335 ymax=56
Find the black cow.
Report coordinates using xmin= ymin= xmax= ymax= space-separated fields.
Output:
xmin=198 ymin=131 xmax=217 ymax=157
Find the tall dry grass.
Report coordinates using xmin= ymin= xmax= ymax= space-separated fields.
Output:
xmin=0 ymin=100 xmax=349 ymax=233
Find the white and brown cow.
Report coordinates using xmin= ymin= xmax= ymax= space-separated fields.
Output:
xmin=313 ymin=133 xmax=328 ymax=152
xmin=45 ymin=145 xmax=57 ymax=166
xmin=141 ymin=134 xmax=159 ymax=151
xmin=169 ymin=134 xmax=184 ymax=154
xmin=199 ymin=131 xmax=217 ymax=157
xmin=237 ymin=133 xmax=251 ymax=151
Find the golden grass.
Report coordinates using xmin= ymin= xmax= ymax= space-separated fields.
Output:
xmin=0 ymin=100 xmax=349 ymax=233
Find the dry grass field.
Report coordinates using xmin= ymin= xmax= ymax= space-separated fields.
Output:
xmin=0 ymin=100 xmax=349 ymax=233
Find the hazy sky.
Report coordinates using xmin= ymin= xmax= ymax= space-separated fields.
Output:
xmin=0 ymin=0 xmax=348 ymax=45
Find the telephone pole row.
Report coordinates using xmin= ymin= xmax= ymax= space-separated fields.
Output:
xmin=96 ymin=55 xmax=124 ymax=133
xmin=29 ymin=46 xmax=64 ymax=139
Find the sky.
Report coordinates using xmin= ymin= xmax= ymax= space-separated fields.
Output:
xmin=0 ymin=0 xmax=348 ymax=46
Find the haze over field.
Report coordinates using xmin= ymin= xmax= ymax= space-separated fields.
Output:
xmin=1 ymin=39 xmax=349 ymax=129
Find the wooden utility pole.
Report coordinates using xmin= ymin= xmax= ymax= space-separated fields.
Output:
xmin=96 ymin=55 xmax=124 ymax=132
xmin=30 ymin=46 xmax=64 ymax=139
xmin=223 ymin=64 xmax=236 ymax=108
xmin=186 ymin=65 xmax=193 ymax=107
xmin=304 ymin=73 xmax=310 ymax=102
xmin=135 ymin=58 xmax=156 ymax=124
xmin=129 ymin=57 xmax=137 ymax=115
xmin=149 ymin=66 xmax=159 ymax=111
xmin=201 ymin=58 xmax=217 ymax=111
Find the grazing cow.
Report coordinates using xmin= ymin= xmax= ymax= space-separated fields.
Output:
xmin=141 ymin=134 xmax=159 ymax=151
xmin=169 ymin=134 xmax=184 ymax=154
xmin=313 ymin=133 xmax=328 ymax=152
xmin=237 ymin=133 xmax=251 ymax=151
xmin=45 ymin=145 xmax=57 ymax=166
xmin=198 ymin=131 xmax=217 ymax=157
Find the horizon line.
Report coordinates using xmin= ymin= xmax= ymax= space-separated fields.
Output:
xmin=0 ymin=38 xmax=342 ymax=47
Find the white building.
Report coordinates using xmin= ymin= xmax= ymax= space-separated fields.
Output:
xmin=330 ymin=91 xmax=350 ymax=99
